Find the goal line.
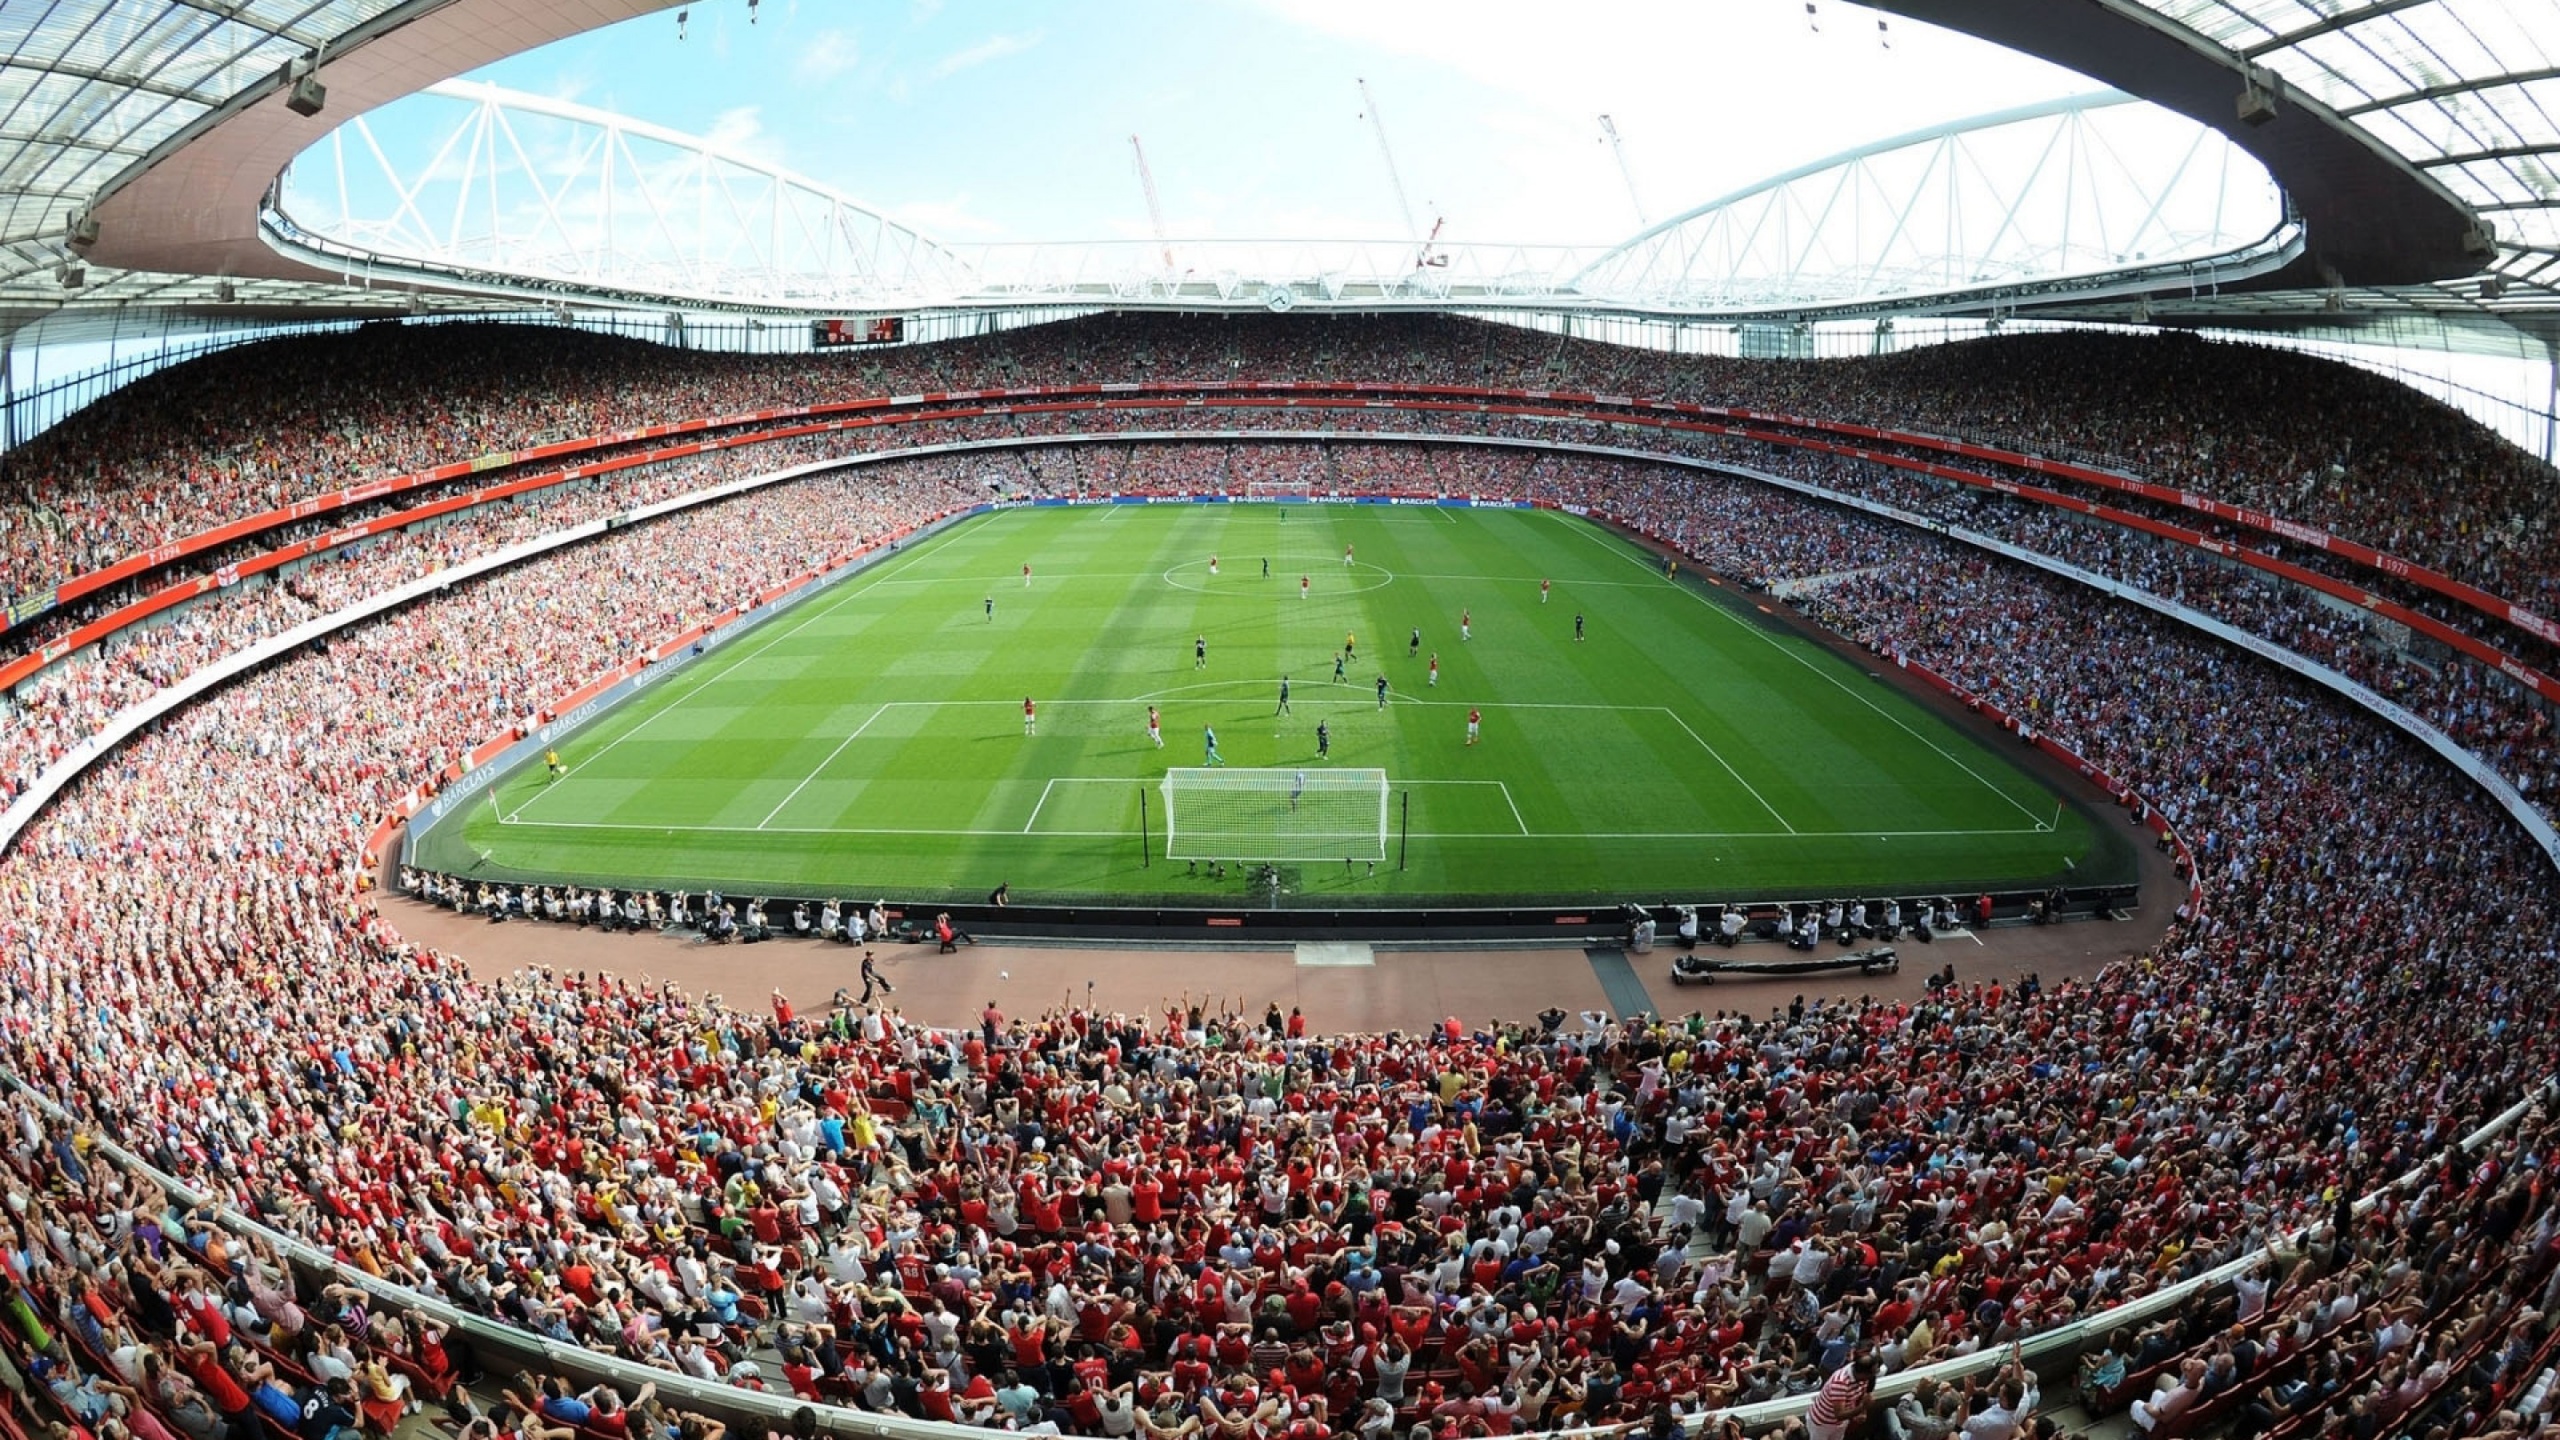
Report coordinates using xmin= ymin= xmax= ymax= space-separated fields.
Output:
xmin=1161 ymin=767 xmax=1388 ymax=862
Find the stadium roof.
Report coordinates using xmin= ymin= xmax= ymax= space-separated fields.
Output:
xmin=0 ymin=0 xmax=671 ymax=341
xmin=0 ymin=0 xmax=2548 ymax=354
xmin=2152 ymin=0 xmax=2556 ymax=246
xmin=1862 ymin=0 xmax=2559 ymax=345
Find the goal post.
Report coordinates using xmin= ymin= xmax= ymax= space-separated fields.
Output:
xmin=1161 ymin=767 xmax=1389 ymax=862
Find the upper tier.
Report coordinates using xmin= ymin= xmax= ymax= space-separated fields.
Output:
xmin=5 ymin=314 xmax=2546 ymax=626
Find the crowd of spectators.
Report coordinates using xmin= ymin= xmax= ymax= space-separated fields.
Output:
xmin=0 ymin=465 xmax=2548 ymax=1440
xmin=0 ymin=432 xmax=862 ymax=813
xmin=1632 ymin=438 xmax=2560 ymax=826
xmin=8 ymin=314 xmax=2550 ymax=645
xmin=0 ymin=317 xmax=2553 ymax=1440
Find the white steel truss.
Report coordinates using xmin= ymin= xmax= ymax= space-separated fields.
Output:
xmin=950 ymin=238 xmax=1602 ymax=309
xmin=277 ymin=79 xmax=976 ymax=309
xmin=268 ymin=83 xmax=2309 ymax=324
xmin=1572 ymin=91 xmax=2300 ymax=314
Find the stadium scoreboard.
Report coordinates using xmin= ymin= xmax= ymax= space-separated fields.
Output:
xmin=814 ymin=317 xmax=905 ymax=347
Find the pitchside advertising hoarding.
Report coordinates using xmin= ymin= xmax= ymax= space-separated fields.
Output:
xmin=1028 ymin=494 xmax=1537 ymax=508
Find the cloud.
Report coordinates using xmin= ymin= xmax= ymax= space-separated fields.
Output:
xmin=927 ymin=31 xmax=1041 ymax=81
xmin=792 ymin=30 xmax=860 ymax=84
xmin=891 ymin=194 xmax=1009 ymax=240
xmin=703 ymin=105 xmax=789 ymax=168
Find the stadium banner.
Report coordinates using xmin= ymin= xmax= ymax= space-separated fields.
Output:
xmin=1712 ymin=426 xmax=2560 ymax=706
xmin=0 ymin=442 xmax=738 ymax=694
xmin=4 ymin=589 xmax=55 ymax=629
xmin=1685 ymin=399 xmax=2560 ymax=646
xmin=1 ymin=443 xmax=972 ymax=858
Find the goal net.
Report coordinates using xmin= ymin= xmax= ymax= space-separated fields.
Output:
xmin=1161 ymin=767 xmax=1389 ymax=862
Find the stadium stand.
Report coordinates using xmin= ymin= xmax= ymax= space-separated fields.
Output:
xmin=0 ymin=315 xmax=2553 ymax=1440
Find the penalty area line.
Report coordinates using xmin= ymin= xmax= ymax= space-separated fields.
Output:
xmin=756 ymin=705 xmax=888 ymax=830
xmin=1656 ymin=708 xmax=1795 ymax=835
xmin=517 ymin=540 xmax=935 ymax=818
xmin=1561 ymin=514 xmax=2053 ymax=830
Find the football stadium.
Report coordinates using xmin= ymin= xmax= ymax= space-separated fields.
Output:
xmin=0 ymin=4 xmax=2557 ymax=1440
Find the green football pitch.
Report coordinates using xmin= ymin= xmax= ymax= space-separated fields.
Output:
xmin=422 ymin=502 xmax=2124 ymax=906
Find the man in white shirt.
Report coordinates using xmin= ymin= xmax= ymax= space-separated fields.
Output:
xmin=1736 ymin=1202 xmax=1774 ymax=1256
xmin=1609 ymin=1270 xmax=1653 ymax=1313
xmin=2127 ymin=1359 xmax=2198 ymax=1435
xmin=1963 ymin=1353 xmax=2039 ymax=1440
xmin=1793 ymin=1241 xmax=1835 ymax=1290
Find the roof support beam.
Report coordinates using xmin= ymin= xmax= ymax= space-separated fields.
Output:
xmin=156 ymin=0 xmax=327 ymax=47
xmin=2336 ymin=66 xmax=2560 ymax=118
xmin=2418 ymin=144 xmax=2560 ymax=169
xmin=2239 ymin=0 xmax=2438 ymax=60
xmin=0 ymin=57 xmax=204 ymax=106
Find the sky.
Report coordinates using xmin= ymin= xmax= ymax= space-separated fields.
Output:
xmin=428 ymin=0 xmax=2106 ymax=254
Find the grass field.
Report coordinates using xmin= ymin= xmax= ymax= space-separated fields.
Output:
xmin=421 ymin=502 xmax=2124 ymax=906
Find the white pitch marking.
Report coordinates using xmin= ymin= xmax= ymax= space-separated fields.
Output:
xmin=516 ymin=542 xmax=932 ymax=818
xmin=1561 ymin=514 xmax=2053 ymax=828
xmin=1656 ymin=707 xmax=1795 ymax=835
xmin=756 ymin=705 xmax=888 ymax=830
xmin=1022 ymin=778 xmax=1060 ymax=834
xmin=497 ymin=814 xmax=2051 ymax=842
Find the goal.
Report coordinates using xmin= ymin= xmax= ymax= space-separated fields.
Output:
xmin=1243 ymin=480 xmax=1319 ymax=502
xmin=1161 ymin=767 xmax=1388 ymax=862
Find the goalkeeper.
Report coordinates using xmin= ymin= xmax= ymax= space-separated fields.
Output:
xmin=1203 ymin=725 xmax=1226 ymax=767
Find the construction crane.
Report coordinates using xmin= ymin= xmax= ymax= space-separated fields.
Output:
xmin=1598 ymin=114 xmax=1648 ymax=228
xmin=1355 ymin=77 xmax=1433 ymax=266
xmin=1129 ymin=134 xmax=1173 ymax=271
